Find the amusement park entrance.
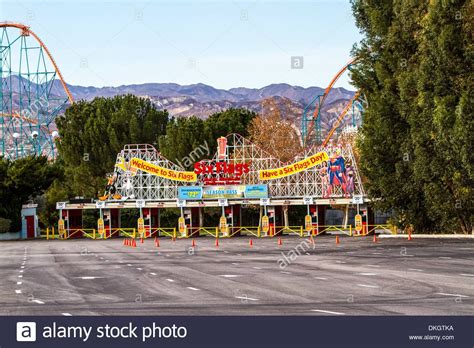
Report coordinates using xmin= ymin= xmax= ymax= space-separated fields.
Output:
xmin=54 ymin=134 xmax=393 ymax=240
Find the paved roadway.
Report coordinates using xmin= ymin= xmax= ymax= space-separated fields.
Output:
xmin=0 ymin=236 xmax=473 ymax=316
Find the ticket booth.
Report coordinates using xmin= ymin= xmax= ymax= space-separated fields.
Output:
xmin=267 ymin=207 xmax=275 ymax=236
xmin=183 ymin=207 xmax=201 ymax=237
xmin=103 ymin=209 xmax=120 ymax=238
xmin=267 ymin=206 xmax=283 ymax=236
xmin=21 ymin=204 xmax=38 ymax=239
xmin=222 ymin=205 xmax=241 ymax=236
xmin=62 ymin=209 xmax=83 ymax=238
xmin=142 ymin=208 xmax=159 ymax=237
xmin=309 ymin=205 xmax=319 ymax=235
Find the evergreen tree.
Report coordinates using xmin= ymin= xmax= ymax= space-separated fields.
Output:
xmin=351 ymin=0 xmax=472 ymax=233
xmin=55 ymin=94 xmax=169 ymax=197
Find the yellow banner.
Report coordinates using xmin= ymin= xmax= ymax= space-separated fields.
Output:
xmin=259 ymin=151 xmax=329 ymax=180
xmin=129 ymin=157 xmax=197 ymax=182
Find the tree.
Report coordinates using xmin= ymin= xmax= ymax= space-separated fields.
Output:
xmin=412 ymin=0 xmax=473 ymax=233
xmin=55 ymin=94 xmax=169 ymax=197
xmin=248 ymin=98 xmax=302 ymax=162
xmin=350 ymin=0 xmax=472 ymax=233
xmin=159 ymin=108 xmax=256 ymax=169
xmin=0 ymin=156 xmax=62 ymax=231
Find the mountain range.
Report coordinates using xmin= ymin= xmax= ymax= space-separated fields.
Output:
xmin=3 ymin=76 xmax=357 ymax=131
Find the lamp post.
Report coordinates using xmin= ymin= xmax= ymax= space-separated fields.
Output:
xmin=51 ymin=131 xmax=59 ymax=157
xmin=31 ymin=130 xmax=39 ymax=156
xmin=12 ymin=132 xmax=20 ymax=159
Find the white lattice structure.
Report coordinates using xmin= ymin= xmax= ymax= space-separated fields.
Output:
xmin=111 ymin=144 xmax=192 ymax=201
xmin=108 ymin=134 xmax=364 ymax=202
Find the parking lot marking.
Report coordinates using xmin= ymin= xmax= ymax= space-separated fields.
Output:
xmin=311 ymin=309 xmax=345 ymax=315
xmin=358 ymin=273 xmax=377 ymax=276
xmin=436 ymin=293 xmax=468 ymax=298
xmin=77 ymin=276 xmax=101 ymax=280
xmin=136 ymin=268 xmax=143 ymax=271
xmin=235 ymin=296 xmax=258 ymax=301
xmin=62 ymin=313 xmax=72 ymax=316
xmin=17 ymin=281 xmax=22 ymax=285
xmin=408 ymin=268 xmax=424 ymax=272
xmin=439 ymin=257 xmax=452 ymax=259
xmin=150 ymin=272 xmax=157 ymax=275
xmin=252 ymin=267 xmax=262 ymax=270
xmin=18 ymin=275 xmax=22 ymax=278
xmin=166 ymin=279 xmax=175 ymax=282
xmin=15 ymin=290 xmax=22 ymax=294
xmin=33 ymin=299 xmax=45 ymax=304
xmin=357 ymin=284 xmax=379 ymax=288
xmin=187 ymin=287 xmax=199 ymax=291
xmin=220 ymin=274 xmax=240 ymax=278
xmin=314 ymin=277 xmax=328 ymax=280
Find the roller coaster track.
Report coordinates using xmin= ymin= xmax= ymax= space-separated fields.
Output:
xmin=0 ymin=22 xmax=73 ymax=158
xmin=302 ymin=57 xmax=359 ymax=147
xmin=0 ymin=22 xmax=74 ymax=104
xmin=322 ymin=90 xmax=361 ymax=147
xmin=0 ymin=112 xmax=53 ymax=134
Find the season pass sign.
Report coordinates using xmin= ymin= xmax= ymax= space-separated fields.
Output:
xmin=179 ymin=185 xmax=268 ymax=200
xmin=259 ymin=151 xmax=329 ymax=180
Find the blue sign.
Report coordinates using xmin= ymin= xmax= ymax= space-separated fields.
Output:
xmin=179 ymin=185 xmax=268 ymax=200
xmin=178 ymin=186 xmax=203 ymax=200
xmin=244 ymin=185 xmax=268 ymax=199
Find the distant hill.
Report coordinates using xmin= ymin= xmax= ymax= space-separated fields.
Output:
xmin=3 ymin=76 xmax=356 ymax=132
xmin=64 ymin=81 xmax=354 ymax=106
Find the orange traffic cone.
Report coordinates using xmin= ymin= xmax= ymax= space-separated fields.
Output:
xmin=126 ymin=239 xmax=129 ymax=246
xmin=140 ymin=237 xmax=144 ymax=244
xmin=215 ymin=238 xmax=219 ymax=247
xmin=192 ymin=239 xmax=196 ymax=247
xmin=249 ymin=239 xmax=253 ymax=247
xmin=408 ymin=232 xmax=412 ymax=241
xmin=373 ymin=234 xmax=377 ymax=243
xmin=278 ymin=237 xmax=282 ymax=246
xmin=155 ymin=238 xmax=160 ymax=247
xmin=335 ymin=235 xmax=340 ymax=245
xmin=133 ymin=239 xmax=137 ymax=247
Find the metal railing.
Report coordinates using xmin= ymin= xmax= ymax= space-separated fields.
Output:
xmin=44 ymin=224 xmax=396 ymax=240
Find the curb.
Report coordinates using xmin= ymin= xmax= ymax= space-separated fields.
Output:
xmin=379 ymin=234 xmax=474 ymax=239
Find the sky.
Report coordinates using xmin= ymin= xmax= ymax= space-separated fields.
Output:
xmin=2 ymin=0 xmax=362 ymax=89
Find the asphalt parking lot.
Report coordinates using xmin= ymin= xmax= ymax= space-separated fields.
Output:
xmin=0 ymin=236 xmax=473 ymax=316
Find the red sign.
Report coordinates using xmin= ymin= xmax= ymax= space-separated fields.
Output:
xmin=194 ymin=161 xmax=250 ymax=185
xmin=217 ymin=137 xmax=227 ymax=160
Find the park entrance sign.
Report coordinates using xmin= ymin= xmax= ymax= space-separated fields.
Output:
xmin=57 ymin=134 xmax=370 ymax=237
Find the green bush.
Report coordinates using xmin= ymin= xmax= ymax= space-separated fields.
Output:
xmin=0 ymin=218 xmax=12 ymax=233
